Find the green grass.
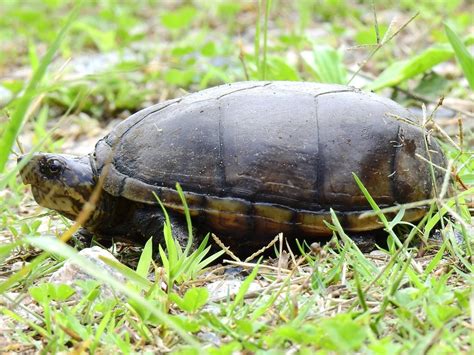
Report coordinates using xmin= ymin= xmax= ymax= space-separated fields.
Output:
xmin=0 ymin=0 xmax=472 ymax=353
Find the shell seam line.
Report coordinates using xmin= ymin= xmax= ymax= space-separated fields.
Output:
xmin=314 ymin=94 xmax=323 ymax=204
xmin=215 ymin=82 xmax=272 ymax=100
xmin=390 ymin=125 xmax=402 ymax=203
xmin=313 ymin=89 xmax=355 ymax=99
xmin=217 ymin=104 xmax=227 ymax=194
xmin=119 ymin=98 xmax=182 ymax=139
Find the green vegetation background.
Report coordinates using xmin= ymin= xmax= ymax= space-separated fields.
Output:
xmin=0 ymin=0 xmax=472 ymax=353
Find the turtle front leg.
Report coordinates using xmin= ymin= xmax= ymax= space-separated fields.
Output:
xmin=69 ymin=227 xmax=115 ymax=249
xmin=150 ymin=213 xmax=201 ymax=252
xmin=167 ymin=212 xmax=201 ymax=251
xmin=88 ymin=203 xmax=201 ymax=254
xmin=129 ymin=207 xmax=199 ymax=252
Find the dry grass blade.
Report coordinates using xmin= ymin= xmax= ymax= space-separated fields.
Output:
xmin=431 ymin=121 xmax=462 ymax=151
xmin=348 ymin=246 xmax=406 ymax=312
xmin=386 ymin=112 xmax=422 ymax=127
xmin=347 ymin=12 xmax=419 ymax=84
xmin=414 ymin=154 xmax=450 ymax=174
xmin=244 ymin=233 xmax=281 ymax=262
xmin=439 ymin=159 xmax=454 ymax=199
xmin=440 ymin=203 xmax=472 ymax=230
xmin=211 ymin=233 xmax=241 ymax=262
xmin=457 ymin=117 xmax=464 ymax=150
xmin=358 ymin=191 xmax=472 ymax=219
xmin=371 ymin=0 xmax=380 ymax=44
xmin=209 ymin=271 xmax=307 ymax=303
xmin=224 ymin=259 xmax=291 ymax=274
xmin=426 ymin=96 xmax=445 ymax=123
xmin=397 ymin=87 xmax=474 ymax=118
xmin=238 ymin=40 xmax=250 ymax=81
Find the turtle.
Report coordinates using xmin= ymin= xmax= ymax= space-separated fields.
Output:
xmin=19 ymin=81 xmax=447 ymax=253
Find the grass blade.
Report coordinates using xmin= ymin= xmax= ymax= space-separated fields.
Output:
xmin=100 ymin=256 xmax=152 ymax=289
xmin=25 ymin=237 xmax=198 ymax=345
xmin=175 ymin=183 xmax=194 ymax=256
xmin=444 ymin=23 xmax=474 ymax=89
xmin=367 ymin=45 xmax=453 ymax=90
xmin=136 ymin=237 xmax=154 ymax=278
xmin=301 ymin=46 xmax=347 ymax=84
xmin=0 ymin=4 xmax=80 ymax=172
xmin=262 ymin=0 xmax=272 ymax=80
xmin=354 ymin=271 xmax=368 ymax=312
xmin=254 ymin=0 xmax=261 ymax=78
xmin=229 ymin=260 xmax=261 ymax=316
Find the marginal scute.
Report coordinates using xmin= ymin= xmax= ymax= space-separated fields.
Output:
xmin=253 ymin=204 xmax=294 ymax=235
xmin=296 ymin=212 xmax=333 ymax=235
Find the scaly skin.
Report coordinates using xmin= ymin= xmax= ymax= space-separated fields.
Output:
xmin=19 ymin=154 xmax=98 ymax=223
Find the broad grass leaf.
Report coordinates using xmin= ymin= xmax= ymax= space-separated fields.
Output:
xmin=161 ymin=7 xmax=196 ymax=30
xmin=25 ymin=236 xmax=198 ymax=345
xmin=445 ymin=23 xmax=474 ymax=89
xmin=367 ymin=45 xmax=453 ymax=90
xmin=266 ymin=57 xmax=300 ymax=81
xmin=136 ymin=237 xmax=153 ymax=278
xmin=322 ymin=315 xmax=367 ymax=352
xmin=170 ymin=287 xmax=209 ymax=313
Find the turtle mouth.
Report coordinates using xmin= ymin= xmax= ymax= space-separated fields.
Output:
xmin=29 ymin=185 xmax=49 ymax=209
xmin=19 ymin=166 xmax=36 ymax=186
xmin=18 ymin=155 xmax=41 ymax=186
xmin=30 ymin=185 xmax=51 ymax=203
xmin=18 ymin=155 xmax=31 ymax=185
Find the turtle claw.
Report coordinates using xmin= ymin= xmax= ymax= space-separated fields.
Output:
xmin=68 ymin=228 xmax=94 ymax=250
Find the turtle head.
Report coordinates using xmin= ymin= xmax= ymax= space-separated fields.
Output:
xmin=18 ymin=153 xmax=96 ymax=221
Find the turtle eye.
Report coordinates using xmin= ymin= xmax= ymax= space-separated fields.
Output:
xmin=46 ymin=159 xmax=63 ymax=176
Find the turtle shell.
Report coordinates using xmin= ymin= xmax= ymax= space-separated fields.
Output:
xmin=94 ymin=81 xmax=446 ymax=237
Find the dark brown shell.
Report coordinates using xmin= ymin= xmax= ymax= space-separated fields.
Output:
xmin=94 ymin=81 xmax=446 ymax=237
